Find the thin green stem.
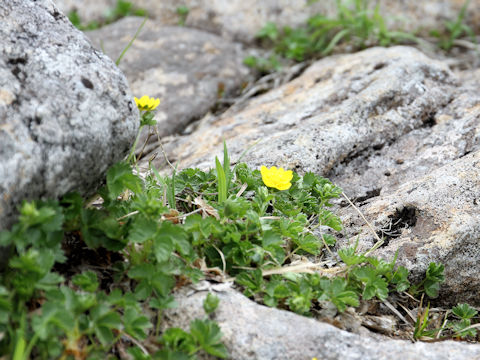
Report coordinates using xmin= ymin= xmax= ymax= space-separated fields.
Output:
xmin=127 ymin=124 xmax=144 ymax=164
xmin=116 ymin=16 xmax=147 ymax=65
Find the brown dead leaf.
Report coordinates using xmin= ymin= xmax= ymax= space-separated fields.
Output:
xmin=194 ymin=196 xmax=220 ymax=220
xmin=162 ymin=208 xmax=180 ymax=224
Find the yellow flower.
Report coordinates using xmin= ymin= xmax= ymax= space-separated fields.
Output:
xmin=260 ymin=165 xmax=293 ymax=191
xmin=134 ymin=95 xmax=160 ymax=111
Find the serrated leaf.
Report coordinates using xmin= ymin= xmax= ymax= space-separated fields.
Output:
xmin=190 ymin=319 xmax=228 ymax=358
xmin=124 ymin=306 xmax=152 ymax=340
xmin=129 ymin=215 xmax=158 ymax=243
xmin=106 ymin=162 xmax=142 ymax=198
xmin=72 ymin=271 xmax=99 ymax=292
xmin=452 ymin=303 xmax=478 ymax=320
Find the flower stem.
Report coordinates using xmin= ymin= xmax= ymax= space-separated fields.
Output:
xmin=127 ymin=124 xmax=144 ymax=164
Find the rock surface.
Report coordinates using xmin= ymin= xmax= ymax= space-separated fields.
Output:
xmin=158 ymin=46 xmax=457 ymax=174
xmin=339 ymin=150 xmax=480 ymax=306
xmin=156 ymin=45 xmax=480 ymax=304
xmin=86 ymin=16 xmax=253 ymax=140
xmin=164 ymin=283 xmax=480 ymax=360
xmin=55 ymin=0 xmax=480 ymax=43
xmin=0 ymin=0 xmax=138 ymax=230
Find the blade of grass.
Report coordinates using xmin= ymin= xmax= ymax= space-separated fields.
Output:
xmin=223 ymin=141 xmax=231 ymax=190
xmin=167 ymin=165 xmax=177 ymax=209
xmin=116 ymin=16 xmax=147 ymax=65
xmin=215 ymin=157 xmax=227 ymax=203
xmin=150 ymin=163 xmax=177 ymax=209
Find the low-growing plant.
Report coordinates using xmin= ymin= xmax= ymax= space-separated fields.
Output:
xmin=69 ymin=0 xmax=148 ymax=31
xmin=176 ymin=6 xmax=190 ymax=26
xmin=1 ymin=94 xmax=478 ymax=357
xmin=245 ymin=0 xmax=417 ymax=72
xmin=429 ymin=0 xmax=476 ymax=51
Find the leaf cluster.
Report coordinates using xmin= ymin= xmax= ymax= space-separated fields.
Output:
xmin=429 ymin=0 xmax=476 ymax=51
xmin=245 ymin=0 xmax=416 ymax=73
xmin=0 ymin=139 xmax=471 ymax=357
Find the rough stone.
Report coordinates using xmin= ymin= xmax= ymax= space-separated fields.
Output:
xmin=338 ymin=150 xmax=480 ymax=306
xmin=0 ymin=0 xmax=138 ymax=230
xmin=163 ymin=282 xmax=480 ymax=360
xmin=329 ymin=65 xmax=480 ymax=198
xmin=86 ymin=16 xmax=253 ymax=140
xmin=157 ymin=46 xmax=457 ymax=174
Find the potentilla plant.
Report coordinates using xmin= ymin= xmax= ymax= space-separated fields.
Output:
xmin=0 ymin=102 xmax=467 ymax=357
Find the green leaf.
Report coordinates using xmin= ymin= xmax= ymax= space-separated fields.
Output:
xmin=127 ymin=346 xmax=153 ymax=360
xmin=338 ymin=246 xmax=365 ymax=266
xmin=424 ymin=262 xmax=445 ymax=298
xmin=391 ymin=266 xmax=410 ymax=292
xmin=215 ymin=157 xmax=227 ymax=203
xmin=352 ymin=267 xmax=388 ymax=301
xmin=161 ymin=327 xmax=195 ymax=354
xmin=424 ymin=281 xmax=440 ymax=298
xmin=153 ymin=221 xmax=186 ymax=263
xmin=123 ymin=306 xmax=152 ymax=340
xmin=72 ymin=271 xmax=99 ymax=292
xmin=426 ymin=262 xmax=445 ymax=283
xmin=223 ymin=141 xmax=231 ymax=190
xmin=149 ymin=295 xmax=177 ymax=311
xmin=203 ymin=293 xmax=220 ymax=315
xmin=235 ymin=269 xmax=264 ymax=297
xmin=129 ymin=216 xmax=158 ymax=243
xmin=452 ymin=303 xmax=478 ymax=320
xmin=294 ymin=233 xmax=322 ymax=255
xmin=190 ymin=319 xmax=228 ymax=358
xmin=319 ymin=278 xmax=359 ymax=312
xmin=106 ymin=162 xmax=142 ymax=198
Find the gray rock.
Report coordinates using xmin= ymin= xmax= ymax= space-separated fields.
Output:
xmin=338 ymin=149 xmax=480 ymax=306
xmin=329 ymin=65 xmax=480 ymax=198
xmin=158 ymin=46 xmax=457 ymax=173
xmin=0 ymin=0 xmax=138 ymax=230
xmin=86 ymin=16 xmax=253 ymax=141
xmin=163 ymin=283 xmax=480 ymax=360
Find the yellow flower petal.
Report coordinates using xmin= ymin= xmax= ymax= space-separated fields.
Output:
xmin=134 ymin=95 xmax=161 ymax=111
xmin=260 ymin=165 xmax=293 ymax=191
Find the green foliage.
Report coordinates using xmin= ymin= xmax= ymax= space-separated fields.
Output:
xmin=245 ymin=0 xmax=478 ymax=73
xmin=413 ymin=302 xmax=432 ymax=340
xmin=0 ymin=136 xmax=471 ymax=356
xmin=430 ymin=0 xmax=476 ymax=51
xmin=203 ymin=293 xmax=220 ymax=315
xmin=410 ymin=262 xmax=445 ymax=298
xmin=245 ymin=0 xmax=417 ymax=72
xmin=449 ymin=303 xmax=479 ymax=338
xmin=176 ymin=6 xmax=190 ymax=26
xmin=69 ymin=0 xmax=148 ymax=31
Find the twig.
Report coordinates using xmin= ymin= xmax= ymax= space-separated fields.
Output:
xmin=120 ymin=331 xmax=149 ymax=355
xmin=117 ymin=210 xmax=139 ymax=221
xmin=320 ymin=232 xmax=335 ymax=258
xmin=341 ymin=192 xmax=383 ymax=254
xmin=212 ymin=244 xmax=227 ymax=275
xmin=383 ymin=298 xmax=411 ymax=326
xmin=397 ymin=302 xmax=417 ymax=323
xmin=155 ymin=127 xmax=176 ymax=171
